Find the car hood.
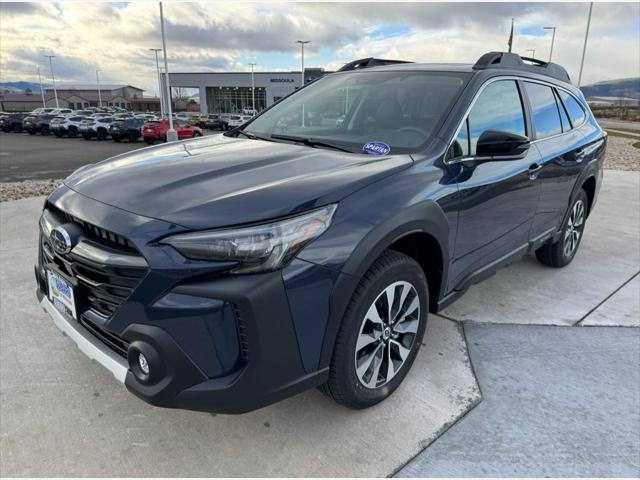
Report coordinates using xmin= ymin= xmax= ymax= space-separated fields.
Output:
xmin=64 ymin=134 xmax=412 ymax=229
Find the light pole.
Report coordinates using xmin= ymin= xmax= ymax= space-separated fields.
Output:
xmin=159 ymin=2 xmax=176 ymax=141
xmin=544 ymin=26 xmax=556 ymax=62
xmin=96 ymin=69 xmax=102 ymax=107
xmin=578 ymin=2 xmax=593 ymax=87
xmin=44 ymin=55 xmax=59 ymax=108
xmin=295 ymin=40 xmax=310 ymax=88
xmin=526 ymin=48 xmax=536 ymax=59
xmin=249 ymin=63 xmax=257 ymax=113
xmin=149 ymin=48 xmax=164 ymax=118
xmin=37 ymin=66 xmax=46 ymax=108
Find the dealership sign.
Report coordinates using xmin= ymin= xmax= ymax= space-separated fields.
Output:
xmin=270 ymin=78 xmax=295 ymax=83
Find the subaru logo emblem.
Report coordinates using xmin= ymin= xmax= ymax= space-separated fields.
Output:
xmin=51 ymin=226 xmax=73 ymax=255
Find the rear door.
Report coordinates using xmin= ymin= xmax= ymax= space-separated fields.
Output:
xmin=523 ymin=82 xmax=589 ymax=238
xmin=448 ymin=78 xmax=542 ymax=290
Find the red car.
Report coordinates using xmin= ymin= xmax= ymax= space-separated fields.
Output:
xmin=142 ymin=119 xmax=203 ymax=144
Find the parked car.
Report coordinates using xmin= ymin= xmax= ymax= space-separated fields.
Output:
xmin=29 ymin=107 xmax=55 ymax=115
xmin=226 ymin=114 xmax=252 ymax=129
xmin=204 ymin=114 xmax=222 ymax=130
xmin=35 ymin=52 xmax=605 ymax=414
xmin=109 ymin=118 xmax=144 ymax=142
xmin=220 ymin=114 xmax=231 ymax=130
xmin=187 ymin=114 xmax=207 ymax=128
xmin=142 ymin=119 xmax=203 ymax=144
xmin=50 ymin=108 xmax=74 ymax=117
xmin=78 ymin=116 xmax=113 ymax=140
xmin=50 ymin=115 xmax=88 ymax=138
xmin=0 ymin=112 xmax=27 ymax=132
xmin=24 ymin=114 xmax=56 ymax=135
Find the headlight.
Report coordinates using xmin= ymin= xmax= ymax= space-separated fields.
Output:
xmin=160 ymin=204 xmax=337 ymax=273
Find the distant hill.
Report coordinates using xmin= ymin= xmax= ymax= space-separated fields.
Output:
xmin=580 ymin=78 xmax=640 ymax=100
xmin=0 ymin=81 xmax=43 ymax=93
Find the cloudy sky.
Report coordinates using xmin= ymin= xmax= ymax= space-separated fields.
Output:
xmin=0 ymin=1 xmax=638 ymax=95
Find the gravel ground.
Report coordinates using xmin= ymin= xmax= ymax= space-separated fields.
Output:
xmin=1 ymin=136 xmax=638 ymax=203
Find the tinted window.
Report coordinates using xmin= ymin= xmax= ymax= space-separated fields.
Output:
xmin=467 ymin=80 xmax=526 ymax=155
xmin=557 ymin=90 xmax=586 ymax=127
xmin=524 ymin=82 xmax=562 ymax=139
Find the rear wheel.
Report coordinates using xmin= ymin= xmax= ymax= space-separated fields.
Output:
xmin=192 ymin=131 xmax=202 ymax=137
xmin=322 ymin=250 xmax=428 ymax=409
xmin=535 ymin=189 xmax=588 ymax=268
xmin=96 ymin=129 xmax=107 ymax=140
xmin=14 ymin=125 xmax=22 ymax=133
xmin=40 ymin=126 xmax=50 ymax=136
xmin=144 ymin=137 xmax=154 ymax=145
xmin=68 ymin=127 xmax=77 ymax=138
xmin=129 ymin=132 xmax=138 ymax=142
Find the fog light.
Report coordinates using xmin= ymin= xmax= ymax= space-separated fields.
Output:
xmin=138 ymin=352 xmax=150 ymax=375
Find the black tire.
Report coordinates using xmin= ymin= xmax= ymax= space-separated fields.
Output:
xmin=41 ymin=126 xmax=50 ymax=136
xmin=14 ymin=125 xmax=22 ymax=133
xmin=192 ymin=131 xmax=202 ymax=137
xmin=322 ymin=250 xmax=428 ymax=409
xmin=535 ymin=189 xmax=588 ymax=268
xmin=68 ymin=127 xmax=77 ymax=138
xmin=96 ymin=129 xmax=107 ymax=141
xmin=144 ymin=137 xmax=154 ymax=145
xmin=128 ymin=132 xmax=138 ymax=142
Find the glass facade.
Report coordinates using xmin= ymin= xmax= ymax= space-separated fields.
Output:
xmin=206 ymin=86 xmax=267 ymax=114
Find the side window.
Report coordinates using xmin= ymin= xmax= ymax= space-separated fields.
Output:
xmin=524 ymin=82 xmax=562 ymax=139
xmin=554 ymin=90 xmax=571 ymax=132
xmin=449 ymin=80 xmax=525 ymax=159
xmin=557 ymin=90 xmax=586 ymax=127
xmin=468 ymin=80 xmax=526 ymax=155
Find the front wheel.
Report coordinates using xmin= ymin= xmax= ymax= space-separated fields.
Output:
xmin=322 ymin=250 xmax=428 ymax=409
xmin=40 ymin=126 xmax=50 ymax=136
xmin=68 ymin=127 xmax=77 ymax=138
xmin=128 ymin=132 xmax=138 ymax=142
xmin=144 ymin=137 xmax=154 ymax=145
xmin=535 ymin=189 xmax=588 ymax=268
xmin=96 ymin=129 xmax=107 ymax=141
xmin=192 ymin=131 xmax=202 ymax=137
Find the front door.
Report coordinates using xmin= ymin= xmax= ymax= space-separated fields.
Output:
xmin=447 ymin=79 xmax=542 ymax=291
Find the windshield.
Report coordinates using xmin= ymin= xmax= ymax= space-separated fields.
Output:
xmin=243 ymin=70 xmax=468 ymax=154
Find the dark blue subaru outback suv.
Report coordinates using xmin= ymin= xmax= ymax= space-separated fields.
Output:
xmin=36 ymin=52 xmax=605 ymax=413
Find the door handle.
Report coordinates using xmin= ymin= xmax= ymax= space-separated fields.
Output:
xmin=528 ymin=163 xmax=543 ymax=180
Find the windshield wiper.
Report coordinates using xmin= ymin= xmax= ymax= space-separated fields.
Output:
xmin=234 ymin=129 xmax=275 ymax=142
xmin=270 ymin=134 xmax=355 ymax=153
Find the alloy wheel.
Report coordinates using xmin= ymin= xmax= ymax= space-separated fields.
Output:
xmin=563 ymin=199 xmax=585 ymax=257
xmin=354 ymin=281 xmax=420 ymax=389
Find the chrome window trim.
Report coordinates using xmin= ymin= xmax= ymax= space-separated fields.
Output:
xmin=445 ymin=75 xmax=588 ymax=164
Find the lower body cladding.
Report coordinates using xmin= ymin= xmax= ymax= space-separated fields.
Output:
xmin=36 ymin=262 xmax=336 ymax=414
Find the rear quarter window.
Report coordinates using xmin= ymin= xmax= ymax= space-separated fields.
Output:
xmin=557 ymin=90 xmax=586 ymax=127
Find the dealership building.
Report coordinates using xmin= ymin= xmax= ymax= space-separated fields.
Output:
xmin=168 ymin=68 xmax=330 ymax=114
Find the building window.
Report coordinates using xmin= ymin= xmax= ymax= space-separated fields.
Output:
xmin=206 ymin=86 xmax=267 ymax=114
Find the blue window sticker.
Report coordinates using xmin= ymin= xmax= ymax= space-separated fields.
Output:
xmin=362 ymin=141 xmax=390 ymax=155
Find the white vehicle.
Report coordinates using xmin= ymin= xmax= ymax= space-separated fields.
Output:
xmin=134 ymin=113 xmax=156 ymax=121
xmin=50 ymin=108 xmax=74 ymax=117
xmin=226 ymin=115 xmax=252 ymax=129
xmin=242 ymin=108 xmax=257 ymax=116
xmin=50 ymin=115 xmax=88 ymax=138
xmin=30 ymin=107 xmax=55 ymax=115
xmin=78 ymin=116 xmax=113 ymax=140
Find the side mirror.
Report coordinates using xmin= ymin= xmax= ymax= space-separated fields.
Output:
xmin=476 ymin=129 xmax=530 ymax=160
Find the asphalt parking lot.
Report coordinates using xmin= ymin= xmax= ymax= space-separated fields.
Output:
xmin=0 ymin=129 xmax=218 ymax=182
xmin=1 ymin=168 xmax=638 ymax=476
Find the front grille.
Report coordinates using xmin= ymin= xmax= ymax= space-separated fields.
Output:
xmin=46 ymin=202 xmax=138 ymax=254
xmin=41 ymin=205 xmax=148 ymax=319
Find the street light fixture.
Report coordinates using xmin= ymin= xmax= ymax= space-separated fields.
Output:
xmin=44 ymin=54 xmax=59 ymax=108
xmin=526 ymin=48 xmax=536 ymax=59
xmin=295 ymin=40 xmax=310 ymax=88
xmin=149 ymin=48 xmax=164 ymax=118
xmin=37 ymin=66 xmax=46 ymax=108
xmin=159 ymin=2 xmax=177 ymax=141
xmin=249 ymin=63 xmax=257 ymax=113
xmin=543 ymin=26 xmax=556 ymax=62
xmin=96 ymin=69 xmax=102 ymax=107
